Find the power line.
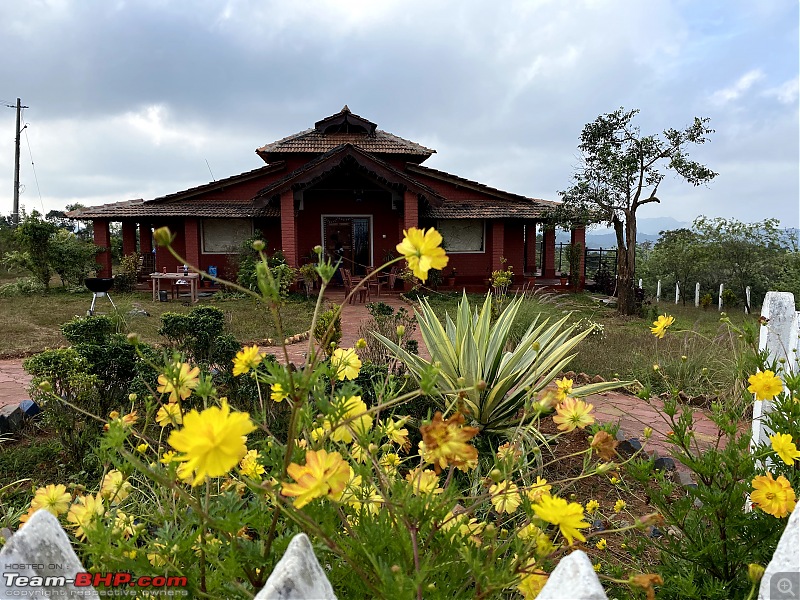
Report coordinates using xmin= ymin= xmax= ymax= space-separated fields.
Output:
xmin=21 ymin=108 xmax=45 ymax=213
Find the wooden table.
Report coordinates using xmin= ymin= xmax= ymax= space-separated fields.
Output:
xmin=150 ymin=272 xmax=200 ymax=303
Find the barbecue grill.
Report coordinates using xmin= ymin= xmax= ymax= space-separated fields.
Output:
xmin=85 ymin=278 xmax=117 ymax=316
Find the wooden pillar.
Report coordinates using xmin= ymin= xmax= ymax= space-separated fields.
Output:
xmin=93 ymin=219 xmax=112 ymax=277
xmin=525 ymin=221 xmax=537 ymax=275
xmin=184 ymin=218 xmax=200 ymax=268
xmin=403 ymin=189 xmax=418 ymax=231
xmin=570 ymin=225 xmax=586 ymax=290
xmin=542 ymin=227 xmax=556 ymax=278
xmin=121 ymin=221 xmax=137 ymax=257
xmin=280 ymin=190 xmax=298 ymax=267
xmin=491 ymin=221 xmax=504 ymax=272
xmin=139 ymin=223 xmax=152 ymax=254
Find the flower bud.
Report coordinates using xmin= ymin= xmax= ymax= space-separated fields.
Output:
xmin=38 ymin=380 xmax=52 ymax=393
xmin=747 ymin=563 xmax=765 ymax=584
xmin=390 ymin=565 xmax=401 ymax=574
xmin=653 ymin=364 xmax=660 ymax=371
xmin=313 ymin=245 xmax=323 ymax=255
xmin=489 ymin=468 xmax=503 ymax=483
xmin=252 ymin=240 xmax=265 ymax=251
xmin=396 ymin=325 xmax=405 ymax=338
xmin=153 ymin=227 xmax=175 ymax=247
xmin=483 ymin=523 xmax=496 ymax=538
xmin=681 ymin=355 xmax=687 ymax=362
xmin=476 ymin=380 xmax=487 ymax=391
xmin=126 ymin=332 xmax=140 ymax=346
xmin=643 ymin=426 xmax=653 ymax=439
xmin=128 ymin=393 xmax=137 ymax=402
xmin=356 ymin=338 xmax=367 ymax=349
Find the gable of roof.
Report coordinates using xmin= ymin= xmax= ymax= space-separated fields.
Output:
xmin=255 ymin=144 xmax=445 ymax=206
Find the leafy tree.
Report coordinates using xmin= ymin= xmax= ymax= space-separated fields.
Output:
xmin=643 ymin=228 xmax=708 ymax=305
xmin=558 ymin=108 xmax=717 ymax=314
xmin=48 ymin=229 xmax=101 ymax=287
xmin=6 ymin=210 xmax=58 ymax=289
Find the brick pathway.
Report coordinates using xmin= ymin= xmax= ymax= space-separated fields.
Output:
xmin=0 ymin=293 xmax=721 ymax=459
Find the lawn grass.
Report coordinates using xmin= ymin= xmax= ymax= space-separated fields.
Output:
xmin=0 ymin=287 xmax=316 ymax=356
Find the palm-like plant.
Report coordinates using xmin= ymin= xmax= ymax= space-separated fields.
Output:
xmin=375 ymin=293 xmax=623 ymax=434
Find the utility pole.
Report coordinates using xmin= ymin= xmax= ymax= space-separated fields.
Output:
xmin=6 ymin=98 xmax=28 ymax=226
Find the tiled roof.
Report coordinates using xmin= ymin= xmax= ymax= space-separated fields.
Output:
xmin=422 ymin=200 xmax=549 ymax=219
xmin=257 ymin=129 xmax=435 ymax=160
xmin=68 ymin=200 xmax=278 ymax=219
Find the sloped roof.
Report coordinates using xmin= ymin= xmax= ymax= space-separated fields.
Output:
xmin=257 ymin=106 xmax=435 ymax=163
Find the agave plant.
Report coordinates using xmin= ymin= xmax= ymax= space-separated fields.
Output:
xmin=375 ymin=293 xmax=623 ymax=434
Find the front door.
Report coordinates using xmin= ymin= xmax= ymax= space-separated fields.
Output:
xmin=323 ymin=216 xmax=371 ymax=275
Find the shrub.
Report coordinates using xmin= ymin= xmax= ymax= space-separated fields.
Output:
xmin=313 ymin=309 xmax=341 ymax=356
xmin=356 ymin=302 xmax=417 ymax=365
xmin=699 ymin=292 xmax=714 ymax=309
xmin=0 ymin=276 xmax=46 ymax=297
xmin=48 ymin=229 xmax=101 ymax=287
xmin=114 ymin=252 xmax=140 ymax=293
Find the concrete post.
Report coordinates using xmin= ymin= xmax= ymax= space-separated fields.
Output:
xmin=695 ymin=282 xmax=700 ymax=307
xmin=675 ymin=281 xmax=680 ymax=304
xmin=656 ymin=280 xmax=661 ymax=302
xmin=745 ymin=286 xmax=751 ymax=314
xmin=718 ymin=283 xmax=724 ymax=311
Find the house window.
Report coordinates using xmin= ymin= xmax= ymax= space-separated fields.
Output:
xmin=436 ymin=219 xmax=485 ymax=253
xmin=201 ymin=219 xmax=253 ymax=254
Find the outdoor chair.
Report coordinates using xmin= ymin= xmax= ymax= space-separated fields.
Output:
xmin=341 ymin=269 xmax=367 ymax=304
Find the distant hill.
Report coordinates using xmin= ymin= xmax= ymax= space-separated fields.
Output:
xmin=555 ymin=217 xmax=689 ymax=248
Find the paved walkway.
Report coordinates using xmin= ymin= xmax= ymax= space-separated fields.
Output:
xmin=0 ymin=292 xmax=720 ymax=458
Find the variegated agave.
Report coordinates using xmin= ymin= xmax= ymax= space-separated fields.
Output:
xmin=375 ymin=293 xmax=623 ymax=434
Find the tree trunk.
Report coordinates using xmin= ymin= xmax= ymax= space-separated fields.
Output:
xmin=615 ymin=212 xmax=638 ymax=315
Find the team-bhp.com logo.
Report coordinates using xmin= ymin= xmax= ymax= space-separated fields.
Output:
xmin=3 ymin=565 xmax=188 ymax=596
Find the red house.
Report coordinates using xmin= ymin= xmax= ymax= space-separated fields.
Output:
xmin=69 ymin=106 xmax=585 ymax=286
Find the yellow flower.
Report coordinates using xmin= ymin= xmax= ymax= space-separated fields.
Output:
xmin=100 ymin=470 xmax=132 ymax=505
xmin=270 ymin=383 xmax=289 ymax=403
xmin=585 ymin=499 xmax=600 ymax=514
xmin=30 ymin=484 xmax=71 ymax=516
xmin=595 ymin=538 xmax=607 ymax=550
xmin=531 ymin=495 xmax=590 ymax=545
xmin=157 ymin=362 xmax=200 ymax=402
xmin=121 ymin=411 xmax=138 ymax=427
xmin=331 ymin=348 xmax=362 ymax=381
xmin=517 ymin=524 xmax=555 ymax=557
xmin=419 ymin=412 xmax=479 ymax=473
xmin=67 ymin=494 xmax=105 ymax=540
xmin=136 ymin=443 xmax=149 ymax=454
xmin=490 ymin=480 xmax=521 ymax=514
xmin=351 ymin=442 xmax=376 ymax=464
xmin=239 ymin=449 xmax=266 ymax=480
xmin=526 ymin=477 xmax=551 ymax=502
xmin=329 ymin=395 xmax=373 ymax=443
xmin=233 ymin=345 xmax=263 ymax=377
xmin=769 ymin=433 xmax=800 ymax=465
xmin=379 ymin=452 xmax=401 ymax=475
xmin=113 ymin=511 xmax=138 ymax=538
xmin=168 ymin=399 xmax=257 ymax=486
xmin=614 ymin=499 xmax=626 ymax=513
xmin=554 ymin=377 xmax=573 ymax=401
xmin=160 ymin=450 xmax=178 ymax=464
xmin=281 ymin=449 xmax=350 ymax=509
xmin=405 ymin=468 xmax=443 ymax=495
xmin=553 ymin=398 xmax=595 ymax=432
xmin=748 ymin=370 xmax=784 ymax=401
xmin=650 ymin=314 xmax=675 ymax=339
xmin=496 ymin=442 xmax=522 ymax=461
xmin=593 ymin=563 xmax=602 ymax=572
xmin=383 ymin=417 xmax=410 ymax=451
xmin=156 ymin=403 xmax=183 ymax=427
xmin=751 ymin=472 xmax=797 ymax=518
xmin=748 ymin=563 xmax=766 ymax=584
xmin=518 ymin=566 xmax=548 ymax=600
xmin=395 ymin=227 xmax=449 ymax=282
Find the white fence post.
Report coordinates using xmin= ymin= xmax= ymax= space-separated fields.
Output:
xmin=675 ymin=281 xmax=680 ymax=304
xmin=745 ymin=286 xmax=751 ymax=314
xmin=718 ymin=283 xmax=724 ymax=311
xmin=751 ymin=292 xmax=800 ymax=452
xmin=656 ymin=280 xmax=661 ymax=302
xmin=695 ymin=282 xmax=700 ymax=308
xmin=638 ymin=278 xmax=642 ymax=289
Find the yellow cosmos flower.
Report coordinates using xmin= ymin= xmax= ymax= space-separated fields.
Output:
xmin=405 ymin=468 xmax=443 ymax=495
xmin=595 ymin=538 xmax=608 ymax=550
xmin=114 ymin=511 xmax=138 ymax=539
xmin=650 ymin=314 xmax=675 ymax=339
xmin=157 ymin=362 xmax=200 ymax=403
xmin=585 ymin=499 xmax=600 ymax=514
xmin=379 ymin=452 xmax=401 ymax=475
xmin=239 ymin=449 xmax=266 ymax=480
xmin=383 ymin=417 xmax=410 ymax=451
xmin=496 ymin=442 xmax=522 ymax=461
xmin=329 ymin=396 xmax=373 ymax=443
xmin=233 ymin=345 xmax=263 ymax=377
xmin=121 ymin=411 xmax=138 ymax=427
xmin=419 ymin=412 xmax=479 ymax=473
xmin=156 ymin=403 xmax=183 ymax=427
xmin=30 ymin=484 xmax=71 ymax=517
xmin=350 ymin=442 xmax=377 ymax=464
xmin=395 ymin=227 xmax=449 ymax=282
xmin=490 ymin=480 xmax=522 ymax=514
xmin=281 ymin=449 xmax=350 ymax=509
xmin=270 ymin=383 xmax=289 ymax=403
xmin=553 ymin=397 xmax=595 ymax=432
xmin=518 ymin=566 xmax=548 ymax=600
xmin=160 ymin=450 xmax=178 ymax=464
xmin=770 ymin=433 xmax=800 ymax=465
xmin=517 ymin=524 xmax=555 ymax=557
xmin=748 ymin=370 xmax=784 ymax=401
xmin=67 ymin=494 xmax=105 ymax=540
xmin=614 ymin=499 xmax=627 ymax=513
xmin=526 ymin=476 xmax=552 ymax=502
xmin=100 ymin=470 xmax=132 ymax=505
xmin=531 ymin=495 xmax=590 ymax=545
xmin=136 ymin=443 xmax=149 ymax=454
xmin=751 ymin=472 xmax=797 ymax=518
xmin=168 ymin=399 xmax=257 ymax=486
xmin=331 ymin=347 xmax=362 ymax=381
xmin=554 ymin=377 xmax=573 ymax=402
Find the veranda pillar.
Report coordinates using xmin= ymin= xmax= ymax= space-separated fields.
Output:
xmin=525 ymin=221 xmax=537 ymax=275
xmin=184 ymin=218 xmax=200 ymax=269
xmin=542 ymin=227 xmax=556 ymax=278
xmin=93 ymin=219 xmax=112 ymax=277
xmin=570 ymin=225 xmax=586 ymax=290
xmin=280 ymin=190 xmax=298 ymax=267
xmin=121 ymin=221 xmax=138 ymax=257
xmin=139 ymin=223 xmax=152 ymax=254
xmin=491 ymin=221 xmax=505 ymax=272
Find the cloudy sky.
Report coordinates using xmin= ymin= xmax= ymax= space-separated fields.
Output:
xmin=0 ymin=0 xmax=797 ymax=230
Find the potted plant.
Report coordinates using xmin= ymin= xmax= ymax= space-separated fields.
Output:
xmin=298 ymin=263 xmax=318 ymax=298
xmin=559 ymin=272 xmax=569 ymax=287
xmin=446 ymin=268 xmax=457 ymax=287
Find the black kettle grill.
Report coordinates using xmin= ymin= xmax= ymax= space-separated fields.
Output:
xmin=85 ymin=278 xmax=117 ymax=316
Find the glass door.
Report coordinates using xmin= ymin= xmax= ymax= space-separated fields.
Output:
xmin=323 ymin=217 xmax=371 ymax=275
